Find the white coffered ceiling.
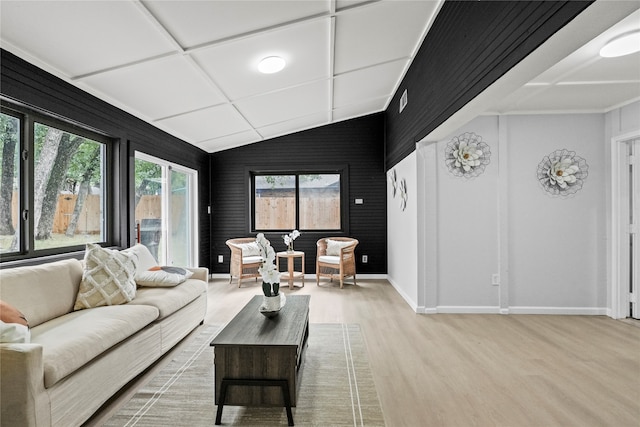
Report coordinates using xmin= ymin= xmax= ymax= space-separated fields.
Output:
xmin=1 ymin=1 xmax=639 ymax=153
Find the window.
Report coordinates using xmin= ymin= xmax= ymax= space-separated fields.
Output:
xmin=0 ymin=103 xmax=110 ymax=260
xmin=134 ymin=152 xmax=198 ymax=267
xmin=252 ymin=171 xmax=346 ymax=232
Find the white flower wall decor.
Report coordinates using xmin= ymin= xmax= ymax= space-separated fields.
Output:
xmin=444 ymin=132 xmax=491 ymax=178
xmin=536 ymin=149 xmax=589 ymax=197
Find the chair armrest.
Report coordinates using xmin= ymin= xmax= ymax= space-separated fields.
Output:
xmin=186 ymin=267 xmax=209 ymax=282
xmin=0 ymin=343 xmax=49 ymax=427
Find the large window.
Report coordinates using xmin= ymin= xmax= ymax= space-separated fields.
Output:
xmin=252 ymin=171 xmax=345 ymax=232
xmin=0 ymin=103 xmax=110 ymax=260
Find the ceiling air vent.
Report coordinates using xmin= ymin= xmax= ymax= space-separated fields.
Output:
xmin=399 ymin=89 xmax=408 ymax=113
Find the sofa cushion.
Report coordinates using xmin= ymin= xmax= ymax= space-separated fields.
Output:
xmin=0 ymin=259 xmax=83 ymax=327
xmin=128 ymin=279 xmax=206 ymax=320
xmin=30 ymin=304 xmax=159 ymax=388
xmin=74 ymin=244 xmax=138 ymax=310
xmin=242 ymin=255 xmax=263 ymax=264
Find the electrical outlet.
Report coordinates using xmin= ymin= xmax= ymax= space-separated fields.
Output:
xmin=218 ymin=255 xmax=223 ymax=263
xmin=491 ymin=273 xmax=500 ymax=286
xmin=362 ymin=255 xmax=368 ymax=263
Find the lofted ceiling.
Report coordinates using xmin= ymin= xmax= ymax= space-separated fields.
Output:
xmin=1 ymin=1 xmax=639 ymax=153
xmin=0 ymin=0 xmax=442 ymax=152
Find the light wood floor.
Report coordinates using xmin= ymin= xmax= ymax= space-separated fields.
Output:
xmin=87 ymin=277 xmax=640 ymax=427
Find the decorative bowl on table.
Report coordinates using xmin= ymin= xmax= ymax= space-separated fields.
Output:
xmin=259 ymin=293 xmax=286 ymax=317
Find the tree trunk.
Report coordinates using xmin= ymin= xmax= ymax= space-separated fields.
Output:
xmin=0 ymin=117 xmax=17 ymax=235
xmin=66 ymin=147 xmax=99 ymax=237
xmin=36 ymin=135 xmax=83 ymax=240
xmin=33 ymin=127 xmax=63 ymax=232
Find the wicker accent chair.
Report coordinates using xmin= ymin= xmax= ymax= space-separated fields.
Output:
xmin=226 ymin=238 xmax=263 ymax=287
xmin=316 ymin=237 xmax=359 ymax=288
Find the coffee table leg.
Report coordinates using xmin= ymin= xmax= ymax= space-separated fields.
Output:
xmin=215 ymin=379 xmax=294 ymax=426
xmin=215 ymin=380 xmax=229 ymax=425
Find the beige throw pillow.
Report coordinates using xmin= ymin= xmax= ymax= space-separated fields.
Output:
xmin=326 ymin=239 xmax=352 ymax=256
xmin=74 ymin=244 xmax=138 ymax=310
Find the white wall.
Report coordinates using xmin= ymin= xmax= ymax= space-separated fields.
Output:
xmin=386 ymin=151 xmax=419 ymax=310
xmin=391 ymin=105 xmax=640 ymax=315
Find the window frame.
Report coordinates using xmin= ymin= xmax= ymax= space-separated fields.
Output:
xmin=248 ymin=165 xmax=349 ymax=234
xmin=0 ymin=99 xmax=116 ymax=262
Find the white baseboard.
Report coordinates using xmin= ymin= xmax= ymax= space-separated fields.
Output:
xmin=508 ymin=306 xmax=608 ymax=315
xmin=435 ymin=306 xmax=501 ymax=314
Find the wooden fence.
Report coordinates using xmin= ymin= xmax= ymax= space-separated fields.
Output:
xmin=255 ymin=196 xmax=340 ymax=229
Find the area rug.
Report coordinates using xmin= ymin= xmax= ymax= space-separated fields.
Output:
xmin=103 ymin=323 xmax=385 ymax=426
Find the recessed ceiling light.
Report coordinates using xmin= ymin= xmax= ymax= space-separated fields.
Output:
xmin=258 ymin=56 xmax=286 ymax=74
xmin=599 ymin=31 xmax=640 ymax=58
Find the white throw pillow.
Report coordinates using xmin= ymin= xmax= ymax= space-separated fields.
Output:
xmin=237 ymin=241 xmax=261 ymax=257
xmin=0 ymin=321 xmax=30 ymax=343
xmin=326 ymin=239 xmax=353 ymax=256
xmin=74 ymin=244 xmax=138 ymax=310
xmin=123 ymin=243 xmax=158 ymax=272
xmin=136 ymin=266 xmax=194 ymax=287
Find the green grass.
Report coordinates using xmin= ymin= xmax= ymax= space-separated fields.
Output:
xmin=1 ymin=233 xmax=99 ymax=253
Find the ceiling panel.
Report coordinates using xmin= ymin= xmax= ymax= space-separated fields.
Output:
xmin=155 ymin=104 xmax=251 ymax=142
xmin=235 ymin=80 xmax=330 ymax=128
xmin=258 ymin=112 xmax=331 ymax=140
xmin=192 ymin=18 xmax=331 ymax=101
xmin=333 ymin=59 xmax=408 ymax=108
xmin=0 ymin=1 xmax=175 ymax=77
xmin=143 ymin=0 xmax=331 ymax=49
xmin=196 ymin=129 xmax=263 ymax=153
xmin=334 ymin=0 xmax=438 ymax=74
xmin=80 ymin=55 xmax=227 ymax=121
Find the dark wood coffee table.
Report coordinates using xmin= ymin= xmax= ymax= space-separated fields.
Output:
xmin=210 ymin=294 xmax=310 ymax=426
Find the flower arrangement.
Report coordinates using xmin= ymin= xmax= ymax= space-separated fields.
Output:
xmin=283 ymin=229 xmax=300 ymax=252
xmin=444 ymin=132 xmax=491 ymax=178
xmin=536 ymin=149 xmax=589 ymax=197
xmin=255 ymin=233 xmax=280 ymax=297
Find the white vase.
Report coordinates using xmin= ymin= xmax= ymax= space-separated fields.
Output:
xmin=263 ymin=295 xmax=281 ymax=311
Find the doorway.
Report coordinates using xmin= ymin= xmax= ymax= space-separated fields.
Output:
xmin=134 ymin=152 xmax=198 ymax=267
xmin=611 ymin=132 xmax=640 ymax=319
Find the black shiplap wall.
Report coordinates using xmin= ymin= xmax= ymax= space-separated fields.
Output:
xmin=1 ymin=49 xmax=211 ymax=266
xmin=385 ymin=0 xmax=593 ymax=169
xmin=210 ymin=113 xmax=386 ymax=275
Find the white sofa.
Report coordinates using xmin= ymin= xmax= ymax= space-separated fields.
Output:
xmin=0 ymin=245 xmax=208 ymax=427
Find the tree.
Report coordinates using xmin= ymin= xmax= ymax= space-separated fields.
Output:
xmin=33 ymin=126 xmax=63 ymax=232
xmin=35 ymin=134 xmax=84 ymax=240
xmin=65 ymin=143 xmax=100 ymax=237
xmin=134 ymin=159 xmax=161 ymax=208
xmin=0 ymin=114 xmax=18 ymax=235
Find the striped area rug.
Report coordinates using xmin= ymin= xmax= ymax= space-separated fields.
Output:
xmin=103 ymin=323 xmax=385 ymax=426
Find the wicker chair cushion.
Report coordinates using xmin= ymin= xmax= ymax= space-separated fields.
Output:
xmin=318 ymin=255 xmax=340 ymax=264
xmin=242 ymin=256 xmax=263 ymax=263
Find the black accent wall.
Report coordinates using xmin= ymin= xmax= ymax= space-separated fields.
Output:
xmin=209 ymin=113 xmax=386 ymax=275
xmin=0 ymin=49 xmax=211 ymax=266
xmin=384 ymin=0 xmax=593 ymax=170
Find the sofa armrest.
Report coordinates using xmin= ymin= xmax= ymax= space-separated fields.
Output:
xmin=187 ymin=267 xmax=209 ymax=282
xmin=0 ymin=343 xmax=50 ymax=427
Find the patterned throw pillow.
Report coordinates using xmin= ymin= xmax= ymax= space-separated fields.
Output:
xmin=74 ymin=244 xmax=138 ymax=310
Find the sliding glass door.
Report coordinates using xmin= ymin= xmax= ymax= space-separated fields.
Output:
xmin=134 ymin=152 xmax=198 ymax=267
